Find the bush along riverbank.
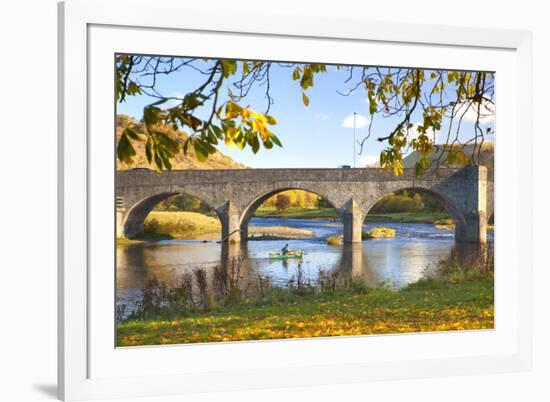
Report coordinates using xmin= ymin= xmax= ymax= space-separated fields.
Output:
xmin=116 ymin=254 xmax=494 ymax=346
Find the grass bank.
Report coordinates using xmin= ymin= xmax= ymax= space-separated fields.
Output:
xmin=255 ymin=207 xmax=449 ymax=223
xmin=117 ymin=280 xmax=493 ymax=346
xmin=117 ymin=262 xmax=493 ymax=346
xmin=248 ymin=226 xmax=313 ymax=240
xmin=119 ymin=211 xmax=315 ymax=242
xmin=143 ymin=211 xmax=221 ymax=239
xmin=255 ymin=207 xmax=339 ymax=220
xmin=366 ymin=211 xmax=450 ymax=223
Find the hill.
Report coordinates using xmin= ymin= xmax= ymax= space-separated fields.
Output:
xmin=402 ymin=142 xmax=494 ymax=169
xmin=116 ymin=115 xmax=246 ymax=170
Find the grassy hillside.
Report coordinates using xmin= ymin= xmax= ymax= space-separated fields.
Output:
xmin=402 ymin=142 xmax=494 ymax=169
xmin=116 ymin=115 xmax=246 ymax=170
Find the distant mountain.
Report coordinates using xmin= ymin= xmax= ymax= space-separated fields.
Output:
xmin=116 ymin=115 xmax=246 ymax=170
xmin=402 ymin=142 xmax=494 ymax=169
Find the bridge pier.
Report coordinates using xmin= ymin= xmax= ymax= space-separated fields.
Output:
xmin=452 ymin=166 xmax=488 ymax=244
xmin=217 ymin=201 xmax=241 ymax=243
xmin=455 ymin=210 xmax=487 ymax=243
xmin=341 ymin=243 xmax=364 ymax=278
xmin=342 ymin=199 xmax=364 ymax=243
xmin=221 ymin=241 xmax=245 ymax=262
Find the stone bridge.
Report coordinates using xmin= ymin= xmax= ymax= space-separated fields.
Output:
xmin=116 ymin=166 xmax=494 ymax=243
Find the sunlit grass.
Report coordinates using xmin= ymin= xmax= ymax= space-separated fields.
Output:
xmin=366 ymin=211 xmax=449 ymax=223
xmin=117 ymin=278 xmax=493 ymax=346
xmin=255 ymin=208 xmax=450 ymax=223
xmin=144 ymin=211 xmax=221 ymax=239
xmin=255 ymin=207 xmax=339 ymax=220
xmin=248 ymin=226 xmax=313 ymax=239
xmin=363 ymin=227 xmax=396 ymax=239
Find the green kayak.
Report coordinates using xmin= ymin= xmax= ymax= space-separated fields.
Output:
xmin=268 ymin=250 xmax=304 ymax=259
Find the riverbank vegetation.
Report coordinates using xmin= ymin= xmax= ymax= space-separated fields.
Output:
xmin=256 ymin=208 xmax=450 ymax=223
xmin=133 ymin=211 xmax=314 ymax=241
xmin=144 ymin=211 xmax=220 ymax=239
xmin=434 ymin=218 xmax=455 ymax=231
xmin=117 ymin=255 xmax=494 ymax=346
xmin=256 ymin=206 xmax=339 ymax=220
xmin=363 ymin=227 xmax=396 ymax=239
xmin=326 ymin=235 xmax=343 ymax=246
xmin=248 ymin=226 xmax=313 ymax=240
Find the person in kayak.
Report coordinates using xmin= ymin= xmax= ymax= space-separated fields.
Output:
xmin=281 ymin=243 xmax=290 ymax=255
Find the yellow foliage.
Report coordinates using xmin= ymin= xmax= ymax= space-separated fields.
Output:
xmin=262 ymin=190 xmax=320 ymax=208
xmin=363 ymin=227 xmax=396 ymax=239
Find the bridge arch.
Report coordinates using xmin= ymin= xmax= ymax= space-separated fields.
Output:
xmin=239 ymin=187 xmax=342 ymax=240
xmin=362 ymin=186 xmax=468 ymax=238
xmin=120 ymin=191 xmax=222 ymax=239
xmin=363 ymin=186 xmax=467 ymax=225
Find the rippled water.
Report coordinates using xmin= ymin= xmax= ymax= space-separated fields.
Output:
xmin=117 ymin=218 xmax=493 ymax=312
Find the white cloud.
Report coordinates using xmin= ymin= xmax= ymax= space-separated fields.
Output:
xmin=342 ymin=113 xmax=369 ymax=129
xmin=358 ymin=154 xmax=380 ymax=167
xmin=460 ymin=103 xmax=495 ymax=124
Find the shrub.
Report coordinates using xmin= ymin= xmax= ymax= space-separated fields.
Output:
xmin=326 ymin=235 xmax=343 ymax=246
xmin=275 ymin=194 xmax=291 ymax=211
xmin=363 ymin=227 xmax=396 ymax=239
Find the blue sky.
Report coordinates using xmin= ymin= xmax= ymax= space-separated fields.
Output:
xmin=117 ymin=59 xmax=494 ymax=168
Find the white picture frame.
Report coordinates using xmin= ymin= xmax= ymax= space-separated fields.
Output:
xmin=58 ymin=0 xmax=533 ymax=400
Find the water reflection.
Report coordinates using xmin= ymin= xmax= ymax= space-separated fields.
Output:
xmin=117 ymin=220 xmax=493 ymax=314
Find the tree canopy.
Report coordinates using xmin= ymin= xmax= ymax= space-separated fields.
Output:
xmin=116 ymin=55 xmax=494 ymax=175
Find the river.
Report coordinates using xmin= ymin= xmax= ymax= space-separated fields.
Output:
xmin=117 ymin=217 xmax=493 ymax=313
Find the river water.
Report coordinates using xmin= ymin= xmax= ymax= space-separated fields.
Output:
xmin=117 ymin=217 xmax=493 ymax=313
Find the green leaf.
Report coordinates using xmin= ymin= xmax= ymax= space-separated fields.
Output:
xmin=145 ymin=137 xmax=153 ymax=163
xmin=183 ymin=93 xmax=204 ymax=110
xmin=193 ymin=140 xmax=208 ymax=161
xmin=154 ymin=131 xmax=180 ymax=154
xmin=143 ymin=105 xmax=163 ymax=127
xmin=221 ymin=60 xmax=238 ymax=78
xmin=270 ymin=133 xmax=282 ymax=147
xmin=302 ymin=92 xmax=310 ymax=106
xmin=117 ymin=132 xmax=136 ymax=164
xmin=150 ymin=98 xmax=169 ymax=107
xmin=251 ymin=135 xmax=260 ymax=153
xmin=265 ymin=115 xmax=277 ymax=125
xmin=211 ymin=124 xmax=224 ymax=139
xmin=153 ymin=153 xmax=163 ymax=172
xmin=182 ymin=138 xmax=191 ymax=154
xmin=126 ymin=81 xmax=142 ymax=96
xmin=124 ymin=127 xmax=141 ymax=141
xmin=207 ymin=127 xmax=219 ymax=145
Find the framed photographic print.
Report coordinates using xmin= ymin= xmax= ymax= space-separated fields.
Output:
xmin=58 ymin=0 xmax=533 ymax=400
